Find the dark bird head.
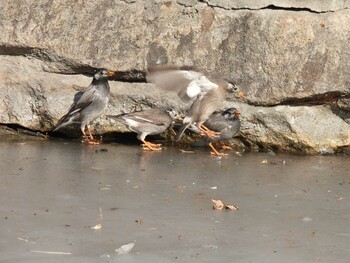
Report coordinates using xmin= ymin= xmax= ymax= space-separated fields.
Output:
xmin=94 ymin=68 xmax=116 ymax=80
xmin=166 ymin=108 xmax=181 ymax=120
xmin=222 ymin=107 xmax=240 ymax=120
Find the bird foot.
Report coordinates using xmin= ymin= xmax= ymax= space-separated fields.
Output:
xmin=201 ymin=129 xmax=220 ymax=139
xmin=141 ymin=142 xmax=162 ymax=151
xmin=221 ymin=145 xmax=233 ymax=150
xmin=82 ymin=138 xmax=102 ymax=145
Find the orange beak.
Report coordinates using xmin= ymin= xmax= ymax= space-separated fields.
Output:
xmin=108 ymin=71 xmax=116 ymax=77
xmin=238 ymin=91 xmax=244 ymax=97
xmin=234 ymin=110 xmax=241 ymax=116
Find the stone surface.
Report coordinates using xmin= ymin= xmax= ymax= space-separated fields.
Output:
xmin=199 ymin=0 xmax=350 ymax=12
xmin=0 ymin=0 xmax=349 ymax=153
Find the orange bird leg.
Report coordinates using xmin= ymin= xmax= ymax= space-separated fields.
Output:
xmin=81 ymin=129 xmax=89 ymax=143
xmin=141 ymin=140 xmax=162 ymax=151
xmin=81 ymin=127 xmax=101 ymax=145
xmin=199 ymin=124 xmax=220 ymax=139
xmin=87 ymin=127 xmax=95 ymax=140
xmin=209 ymin=142 xmax=228 ymax=156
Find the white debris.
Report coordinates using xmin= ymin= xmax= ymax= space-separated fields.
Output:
xmin=91 ymin=224 xmax=102 ymax=230
xmin=302 ymin=217 xmax=313 ymax=222
xmin=115 ymin=242 xmax=135 ymax=255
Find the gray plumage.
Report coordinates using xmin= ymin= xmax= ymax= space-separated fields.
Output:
xmin=54 ymin=68 xmax=115 ymax=141
xmin=199 ymin=107 xmax=241 ymax=142
xmin=107 ymin=108 xmax=178 ymax=150
xmin=146 ymin=65 xmax=237 ymax=142
xmin=189 ymin=107 xmax=241 ymax=156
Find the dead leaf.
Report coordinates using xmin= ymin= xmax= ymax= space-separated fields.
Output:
xmin=212 ymin=199 xmax=238 ymax=212
xmin=225 ymin=205 xmax=239 ymax=211
xmin=335 ymin=195 xmax=344 ymax=201
xmin=212 ymin=199 xmax=225 ymax=210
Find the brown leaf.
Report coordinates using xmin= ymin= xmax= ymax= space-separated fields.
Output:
xmin=211 ymin=199 xmax=225 ymax=210
xmin=225 ymin=204 xmax=239 ymax=211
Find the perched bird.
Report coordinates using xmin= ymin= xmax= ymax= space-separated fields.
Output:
xmin=190 ymin=107 xmax=241 ymax=156
xmin=107 ymin=108 xmax=179 ymax=151
xmin=54 ymin=68 xmax=115 ymax=144
xmin=146 ymin=65 xmax=240 ymax=142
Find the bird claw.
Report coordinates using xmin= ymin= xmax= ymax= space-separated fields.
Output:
xmin=201 ymin=130 xmax=220 ymax=139
xmin=141 ymin=142 xmax=162 ymax=151
xmin=221 ymin=145 xmax=233 ymax=150
xmin=82 ymin=138 xmax=102 ymax=145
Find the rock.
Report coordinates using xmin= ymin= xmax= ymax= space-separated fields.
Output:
xmin=0 ymin=0 xmax=349 ymax=153
xmin=0 ymin=55 xmax=184 ymax=134
xmin=230 ymin=102 xmax=350 ymax=154
xmin=199 ymin=0 xmax=350 ymax=12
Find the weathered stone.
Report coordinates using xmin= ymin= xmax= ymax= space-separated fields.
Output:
xmin=199 ymin=0 xmax=350 ymax=12
xmin=0 ymin=55 xmax=184 ymax=132
xmin=228 ymin=102 xmax=350 ymax=154
xmin=0 ymin=0 xmax=349 ymax=153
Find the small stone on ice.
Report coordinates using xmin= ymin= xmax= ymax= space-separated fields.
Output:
xmin=115 ymin=242 xmax=135 ymax=255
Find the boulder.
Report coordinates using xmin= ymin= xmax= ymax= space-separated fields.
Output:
xmin=0 ymin=0 xmax=349 ymax=153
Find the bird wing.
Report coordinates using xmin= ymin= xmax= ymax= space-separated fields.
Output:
xmin=108 ymin=109 xmax=168 ymax=126
xmin=54 ymin=86 xmax=96 ymax=129
xmin=147 ymin=66 xmax=218 ymax=103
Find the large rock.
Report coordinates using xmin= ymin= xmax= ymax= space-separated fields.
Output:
xmin=0 ymin=0 xmax=349 ymax=153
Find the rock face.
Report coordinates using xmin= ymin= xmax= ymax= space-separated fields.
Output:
xmin=0 ymin=0 xmax=349 ymax=153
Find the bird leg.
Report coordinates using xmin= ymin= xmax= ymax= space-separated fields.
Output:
xmin=209 ymin=142 xmax=228 ymax=156
xmin=141 ymin=140 xmax=162 ymax=151
xmin=81 ymin=127 xmax=101 ymax=145
xmin=199 ymin=124 xmax=220 ymax=139
xmin=87 ymin=127 xmax=95 ymax=140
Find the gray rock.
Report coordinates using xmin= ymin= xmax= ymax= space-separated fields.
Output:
xmin=200 ymin=0 xmax=350 ymax=12
xmin=0 ymin=0 xmax=349 ymax=153
xmin=229 ymin=102 xmax=350 ymax=154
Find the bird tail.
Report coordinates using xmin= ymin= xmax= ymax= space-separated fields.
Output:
xmin=175 ymin=122 xmax=191 ymax=142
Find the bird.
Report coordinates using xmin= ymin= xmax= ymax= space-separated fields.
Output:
xmin=53 ymin=68 xmax=115 ymax=144
xmin=107 ymin=108 xmax=179 ymax=151
xmin=190 ymin=107 xmax=241 ymax=156
xmin=146 ymin=65 xmax=241 ymax=142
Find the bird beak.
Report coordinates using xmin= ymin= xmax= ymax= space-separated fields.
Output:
xmin=238 ymin=91 xmax=244 ymax=97
xmin=234 ymin=110 xmax=241 ymax=116
xmin=108 ymin=71 xmax=116 ymax=77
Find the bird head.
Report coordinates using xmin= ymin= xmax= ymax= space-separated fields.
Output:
xmin=227 ymin=81 xmax=244 ymax=97
xmin=166 ymin=108 xmax=182 ymax=120
xmin=94 ymin=68 xmax=116 ymax=80
xmin=223 ymin=108 xmax=240 ymax=119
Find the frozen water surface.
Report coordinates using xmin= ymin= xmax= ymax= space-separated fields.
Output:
xmin=0 ymin=140 xmax=349 ymax=262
